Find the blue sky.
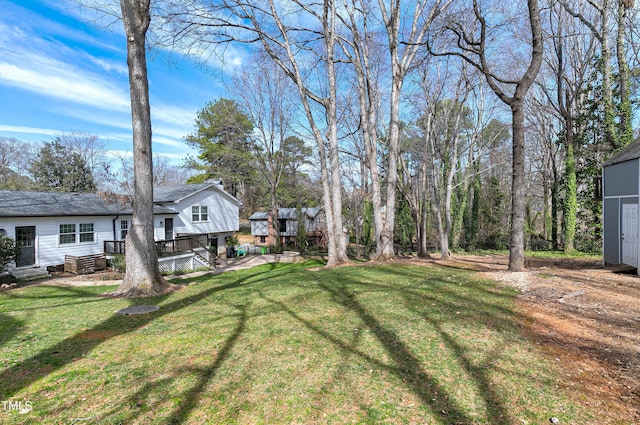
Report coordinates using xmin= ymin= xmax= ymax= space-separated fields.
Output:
xmin=0 ymin=0 xmax=231 ymax=164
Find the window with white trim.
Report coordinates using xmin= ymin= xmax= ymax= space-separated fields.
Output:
xmin=79 ymin=223 xmax=95 ymax=242
xmin=120 ymin=220 xmax=129 ymax=240
xmin=59 ymin=224 xmax=76 ymax=245
xmin=59 ymin=222 xmax=95 ymax=245
xmin=192 ymin=206 xmax=208 ymax=222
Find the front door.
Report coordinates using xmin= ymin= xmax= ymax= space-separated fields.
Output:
xmin=15 ymin=226 xmax=36 ymax=267
xmin=164 ymin=218 xmax=173 ymax=241
xmin=622 ymin=204 xmax=638 ymax=267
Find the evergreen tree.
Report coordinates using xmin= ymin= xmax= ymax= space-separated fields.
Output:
xmin=184 ymin=99 xmax=256 ymax=200
xmin=29 ymin=138 xmax=96 ymax=192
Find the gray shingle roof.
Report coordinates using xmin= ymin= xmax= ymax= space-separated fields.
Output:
xmin=604 ymin=139 xmax=640 ymax=166
xmin=0 ymin=190 xmax=176 ymax=217
xmin=154 ymin=182 xmax=242 ymax=205
xmin=248 ymin=212 xmax=268 ymax=220
xmin=248 ymin=207 xmax=321 ymax=220
xmin=153 ymin=183 xmax=211 ymax=203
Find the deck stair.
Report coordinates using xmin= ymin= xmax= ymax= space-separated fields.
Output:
xmin=11 ymin=267 xmax=50 ymax=281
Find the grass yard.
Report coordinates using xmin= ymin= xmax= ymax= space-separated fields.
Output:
xmin=0 ymin=261 xmax=592 ymax=424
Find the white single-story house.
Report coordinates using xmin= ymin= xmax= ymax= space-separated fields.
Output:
xmin=248 ymin=207 xmax=326 ymax=247
xmin=603 ymin=140 xmax=640 ymax=272
xmin=0 ymin=182 xmax=241 ymax=277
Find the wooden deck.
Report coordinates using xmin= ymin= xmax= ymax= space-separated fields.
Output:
xmin=104 ymin=234 xmax=213 ymax=257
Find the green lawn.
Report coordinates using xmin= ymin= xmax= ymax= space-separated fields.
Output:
xmin=0 ymin=261 xmax=591 ymax=424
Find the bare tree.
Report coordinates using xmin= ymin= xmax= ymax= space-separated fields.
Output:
xmin=335 ymin=0 xmax=452 ymax=260
xmin=427 ymin=79 xmax=473 ymax=260
xmin=559 ymin=0 xmax=619 ymax=148
xmin=525 ymin=96 xmax=562 ymax=248
xmin=336 ymin=0 xmax=387 ymax=260
xmin=377 ymin=0 xmax=455 ymax=260
xmin=230 ymin=49 xmax=296 ymax=249
xmin=536 ymin=1 xmax=597 ymax=252
xmin=100 ymin=152 xmax=191 ymax=193
xmin=399 ymin=59 xmax=447 ymax=258
xmin=58 ymin=132 xmax=106 ymax=176
xmin=158 ymin=0 xmax=349 ymax=265
xmin=616 ymin=0 xmax=634 ymax=146
xmin=0 ymin=137 xmax=31 ymax=189
xmin=432 ymin=0 xmax=543 ymax=271
xmin=110 ymin=0 xmax=174 ymax=297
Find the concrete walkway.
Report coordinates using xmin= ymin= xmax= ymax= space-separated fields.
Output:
xmin=36 ymin=252 xmax=302 ymax=287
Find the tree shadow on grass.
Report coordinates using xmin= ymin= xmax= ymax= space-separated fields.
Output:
xmin=2 ymin=284 xmax=118 ymax=303
xmin=258 ymin=289 xmax=476 ymax=423
xmin=0 ymin=265 xmax=280 ymax=401
xmin=322 ymin=282 xmax=512 ymax=424
xmin=90 ymin=303 xmax=249 ymax=425
xmin=0 ymin=312 xmax=25 ymax=350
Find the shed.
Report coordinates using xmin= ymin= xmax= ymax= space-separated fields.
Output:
xmin=602 ymin=140 xmax=640 ymax=270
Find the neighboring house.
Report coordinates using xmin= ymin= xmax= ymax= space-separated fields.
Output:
xmin=248 ymin=207 xmax=326 ymax=247
xmin=0 ymin=183 xmax=241 ymax=277
xmin=602 ymin=140 xmax=640 ymax=273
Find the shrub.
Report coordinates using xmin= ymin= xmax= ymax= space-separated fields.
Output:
xmin=0 ymin=237 xmax=19 ymax=273
xmin=110 ymin=254 xmax=126 ymax=273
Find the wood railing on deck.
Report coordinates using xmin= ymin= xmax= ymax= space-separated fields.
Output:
xmin=104 ymin=234 xmax=211 ymax=257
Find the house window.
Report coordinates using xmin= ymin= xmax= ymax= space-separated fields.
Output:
xmin=79 ymin=223 xmax=95 ymax=243
xmin=59 ymin=222 xmax=95 ymax=245
xmin=59 ymin=224 xmax=76 ymax=245
xmin=260 ymin=236 xmax=266 ymax=243
xmin=279 ymin=219 xmax=287 ymax=234
xmin=192 ymin=206 xmax=208 ymax=222
xmin=120 ymin=220 xmax=129 ymax=240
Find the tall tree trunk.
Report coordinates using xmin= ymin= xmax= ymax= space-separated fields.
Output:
xmin=111 ymin=0 xmax=173 ymax=297
xmin=432 ymin=0 xmax=542 ymax=271
xmin=377 ymin=78 xmax=402 ymax=259
xmin=551 ymin=177 xmax=560 ymax=250
xmin=375 ymin=0 xmax=450 ymax=261
xmin=324 ymin=0 xmax=349 ymax=265
xmin=451 ymin=178 xmax=469 ymax=249
xmin=418 ymin=159 xmax=430 ymax=258
xmin=442 ymin=187 xmax=452 ymax=260
xmin=563 ymin=141 xmax=577 ymax=252
xmin=600 ymin=0 xmax=618 ymax=150
xmin=507 ymin=0 xmax=543 ymax=271
xmin=508 ymin=103 xmax=527 ymax=271
xmin=617 ymin=0 xmax=633 ymax=147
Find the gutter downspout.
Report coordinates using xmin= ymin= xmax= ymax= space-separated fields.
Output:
xmin=112 ymin=215 xmax=119 ymax=241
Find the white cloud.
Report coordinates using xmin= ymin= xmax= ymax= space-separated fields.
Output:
xmin=0 ymin=0 xmax=215 ymax=165
xmin=59 ymin=108 xmax=133 ymax=132
xmin=0 ymin=9 xmax=130 ymax=113
xmin=0 ymin=125 xmax=61 ymax=137
xmin=151 ymin=135 xmax=189 ymax=149
xmin=151 ymin=103 xmax=198 ymax=129
xmin=88 ymin=57 xmax=129 ymax=76
xmin=0 ymin=54 xmax=130 ymax=112
xmin=58 ymin=101 xmax=196 ymax=144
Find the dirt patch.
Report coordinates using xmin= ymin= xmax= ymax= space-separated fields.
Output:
xmin=423 ymin=254 xmax=640 ymax=424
